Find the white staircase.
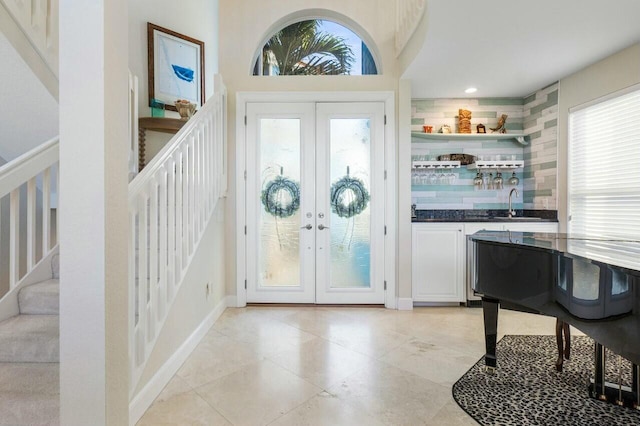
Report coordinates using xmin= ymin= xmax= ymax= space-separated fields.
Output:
xmin=0 ymin=278 xmax=59 ymax=363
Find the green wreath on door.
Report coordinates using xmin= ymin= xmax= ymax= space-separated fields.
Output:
xmin=261 ymin=175 xmax=300 ymax=218
xmin=330 ymin=170 xmax=369 ymax=218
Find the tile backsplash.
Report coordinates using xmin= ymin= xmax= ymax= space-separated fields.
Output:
xmin=411 ymin=138 xmax=524 ymax=210
xmin=411 ymin=91 xmax=558 ymax=211
xmin=523 ymin=82 xmax=558 ymax=210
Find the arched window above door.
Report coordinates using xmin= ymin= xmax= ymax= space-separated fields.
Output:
xmin=252 ymin=19 xmax=379 ymax=76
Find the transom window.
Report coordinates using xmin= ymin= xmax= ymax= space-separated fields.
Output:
xmin=253 ymin=20 xmax=378 ymax=76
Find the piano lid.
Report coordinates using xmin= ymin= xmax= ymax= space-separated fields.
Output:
xmin=469 ymin=231 xmax=640 ymax=273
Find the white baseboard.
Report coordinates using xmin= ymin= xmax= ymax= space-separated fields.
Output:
xmin=397 ymin=298 xmax=413 ymax=310
xmin=225 ymin=294 xmax=238 ymax=308
xmin=129 ymin=296 xmax=229 ymax=425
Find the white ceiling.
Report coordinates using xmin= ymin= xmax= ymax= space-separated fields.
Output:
xmin=403 ymin=0 xmax=640 ymax=98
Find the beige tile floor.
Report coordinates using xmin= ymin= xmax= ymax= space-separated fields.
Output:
xmin=0 ymin=306 xmax=566 ymax=425
xmin=137 ymin=306 xmax=563 ymax=426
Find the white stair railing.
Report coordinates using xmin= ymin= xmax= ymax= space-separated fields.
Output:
xmin=0 ymin=138 xmax=59 ymax=292
xmin=395 ymin=0 xmax=426 ymax=55
xmin=0 ymin=0 xmax=58 ymax=78
xmin=128 ymin=75 xmax=227 ymax=393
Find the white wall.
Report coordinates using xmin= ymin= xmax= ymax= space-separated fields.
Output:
xmin=219 ymin=0 xmax=400 ymax=300
xmin=129 ymin=0 xmax=219 ymax=117
xmin=397 ymin=80 xmax=412 ymax=302
xmin=557 ymin=43 xmax=640 ymax=232
xmin=128 ymin=0 xmax=219 ymax=164
xmin=126 ymin=0 xmax=225 ymax=415
xmin=0 ymin=31 xmax=58 ymax=162
xmin=133 ymin=201 xmax=227 ymax=396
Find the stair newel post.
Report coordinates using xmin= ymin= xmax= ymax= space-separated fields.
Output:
xmin=59 ymin=0 xmax=131 ymax=421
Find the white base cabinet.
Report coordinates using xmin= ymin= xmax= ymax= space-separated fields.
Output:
xmin=412 ymin=223 xmax=465 ymax=303
xmin=412 ymin=221 xmax=559 ymax=304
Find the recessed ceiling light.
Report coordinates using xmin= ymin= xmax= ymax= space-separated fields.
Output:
xmin=465 ymin=87 xmax=477 ymax=94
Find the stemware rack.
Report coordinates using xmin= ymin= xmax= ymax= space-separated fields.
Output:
xmin=412 ymin=160 xmax=461 ymax=169
xmin=466 ymin=160 xmax=524 ymax=170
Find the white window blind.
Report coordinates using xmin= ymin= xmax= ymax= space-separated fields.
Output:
xmin=568 ymin=86 xmax=640 ymax=239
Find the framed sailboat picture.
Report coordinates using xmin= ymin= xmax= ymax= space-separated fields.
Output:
xmin=147 ymin=23 xmax=205 ymax=111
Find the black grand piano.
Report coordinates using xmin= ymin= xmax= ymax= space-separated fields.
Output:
xmin=469 ymin=230 xmax=640 ymax=408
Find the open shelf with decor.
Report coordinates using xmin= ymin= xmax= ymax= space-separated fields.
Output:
xmin=411 ymin=132 xmax=528 ymax=145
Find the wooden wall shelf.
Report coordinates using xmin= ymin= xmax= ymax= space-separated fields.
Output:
xmin=411 ymin=132 xmax=528 ymax=145
xmin=138 ymin=117 xmax=186 ymax=170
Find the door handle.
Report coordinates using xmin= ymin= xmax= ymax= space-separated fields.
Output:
xmin=318 ymin=224 xmax=329 ymax=230
xmin=301 ymin=224 xmax=313 ymax=230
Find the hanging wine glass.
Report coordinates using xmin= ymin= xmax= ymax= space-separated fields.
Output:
xmin=508 ymin=172 xmax=520 ymax=186
xmin=447 ymin=170 xmax=456 ymax=185
xmin=438 ymin=169 xmax=447 ymax=185
xmin=493 ymin=171 xmax=503 ymax=190
xmin=428 ymin=167 xmax=437 ymax=185
xmin=473 ymin=172 xmax=483 ymax=190
xmin=421 ymin=168 xmax=430 ymax=185
xmin=412 ymin=168 xmax=420 ymax=185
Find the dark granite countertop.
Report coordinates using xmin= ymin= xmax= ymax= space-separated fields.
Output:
xmin=411 ymin=209 xmax=558 ymax=223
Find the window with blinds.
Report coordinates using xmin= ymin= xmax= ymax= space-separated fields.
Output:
xmin=568 ymin=86 xmax=640 ymax=238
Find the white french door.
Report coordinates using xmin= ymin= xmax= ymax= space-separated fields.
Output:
xmin=245 ymin=102 xmax=385 ymax=304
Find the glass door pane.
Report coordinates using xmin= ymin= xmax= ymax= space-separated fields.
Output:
xmin=258 ymin=118 xmax=301 ymax=287
xmin=316 ymin=103 xmax=385 ymax=304
xmin=246 ymin=103 xmax=316 ymax=303
xmin=329 ymin=118 xmax=372 ymax=288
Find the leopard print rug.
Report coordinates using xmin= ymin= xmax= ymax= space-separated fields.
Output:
xmin=452 ymin=335 xmax=640 ymax=425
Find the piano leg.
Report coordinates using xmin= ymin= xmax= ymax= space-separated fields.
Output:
xmin=591 ymin=343 xmax=607 ymax=401
xmin=634 ymin=364 xmax=639 ymax=409
xmin=482 ymin=297 xmax=499 ymax=373
xmin=555 ymin=319 xmax=570 ymax=372
xmin=588 ymin=344 xmax=640 ymax=408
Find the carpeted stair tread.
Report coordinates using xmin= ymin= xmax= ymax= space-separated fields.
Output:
xmin=18 ymin=279 xmax=59 ymax=315
xmin=0 ymin=315 xmax=59 ymax=363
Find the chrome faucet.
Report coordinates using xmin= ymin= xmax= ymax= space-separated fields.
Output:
xmin=508 ymin=188 xmax=519 ymax=218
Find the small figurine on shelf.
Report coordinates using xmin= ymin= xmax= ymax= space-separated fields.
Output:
xmin=175 ymin=99 xmax=197 ymax=120
xmin=477 ymin=123 xmax=486 ymax=134
xmin=458 ymin=109 xmax=472 ymax=133
xmin=490 ymin=114 xmax=508 ymax=133
xmin=440 ymin=124 xmax=452 ymax=134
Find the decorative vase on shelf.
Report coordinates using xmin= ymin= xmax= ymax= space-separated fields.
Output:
xmin=175 ymin=99 xmax=196 ymax=120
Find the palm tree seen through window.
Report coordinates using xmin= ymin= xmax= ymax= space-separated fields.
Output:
xmin=253 ymin=20 xmax=377 ymax=76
